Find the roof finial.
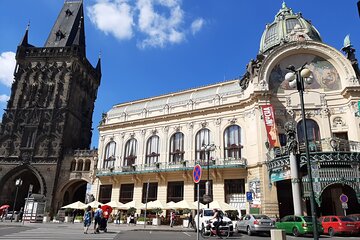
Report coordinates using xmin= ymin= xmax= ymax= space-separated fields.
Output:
xmin=26 ymin=21 xmax=30 ymax=31
xmin=98 ymin=50 xmax=102 ymax=60
xmin=282 ymin=1 xmax=287 ymax=9
xmin=343 ymin=34 xmax=352 ymax=49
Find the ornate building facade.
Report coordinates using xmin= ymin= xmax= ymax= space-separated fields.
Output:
xmin=0 ymin=0 xmax=101 ymax=213
xmin=94 ymin=3 xmax=360 ymax=217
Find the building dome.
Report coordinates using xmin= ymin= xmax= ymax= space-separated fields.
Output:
xmin=259 ymin=2 xmax=322 ymax=54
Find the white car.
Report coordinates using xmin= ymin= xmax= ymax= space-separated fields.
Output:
xmin=194 ymin=208 xmax=234 ymax=235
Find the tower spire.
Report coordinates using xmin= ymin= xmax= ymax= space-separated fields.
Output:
xmin=96 ymin=51 xmax=102 ymax=75
xmin=19 ymin=21 xmax=31 ymax=47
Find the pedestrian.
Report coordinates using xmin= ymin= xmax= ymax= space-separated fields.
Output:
xmin=72 ymin=209 xmax=77 ymax=223
xmin=83 ymin=206 xmax=92 ymax=234
xmin=19 ymin=207 xmax=24 ymax=222
xmin=93 ymin=205 xmax=103 ymax=234
xmin=170 ymin=211 xmax=175 ymax=227
xmin=115 ymin=210 xmax=121 ymax=224
xmin=188 ymin=213 xmax=194 ymax=228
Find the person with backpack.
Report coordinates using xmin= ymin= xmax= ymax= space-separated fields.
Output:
xmin=93 ymin=205 xmax=103 ymax=234
xmin=83 ymin=206 xmax=92 ymax=234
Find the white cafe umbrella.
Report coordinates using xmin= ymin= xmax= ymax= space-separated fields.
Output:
xmin=61 ymin=201 xmax=86 ymax=209
xmin=85 ymin=200 xmax=104 ymax=209
xmin=209 ymin=200 xmax=237 ymax=211
xmin=123 ymin=200 xmax=144 ymax=210
xmin=142 ymin=200 xmax=167 ymax=210
xmin=171 ymin=200 xmax=198 ymax=210
xmin=105 ymin=200 xmax=126 ymax=209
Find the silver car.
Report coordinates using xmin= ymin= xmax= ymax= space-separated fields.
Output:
xmin=237 ymin=214 xmax=275 ymax=236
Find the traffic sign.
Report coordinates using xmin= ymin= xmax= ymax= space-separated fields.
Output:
xmin=246 ymin=191 xmax=253 ymax=202
xmin=342 ymin=202 xmax=348 ymax=209
xmin=193 ymin=164 xmax=202 ymax=184
xmin=339 ymin=194 xmax=348 ymax=203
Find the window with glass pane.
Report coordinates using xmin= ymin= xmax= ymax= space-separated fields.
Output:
xmin=194 ymin=180 xmax=213 ymax=204
xmin=224 ymin=125 xmax=242 ymax=159
xmin=103 ymin=141 xmax=116 ymax=168
xmin=167 ymin=181 xmax=184 ymax=203
xmin=142 ymin=182 xmax=158 ymax=203
xmin=99 ymin=185 xmax=112 ymax=203
xmin=169 ymin=132 xmax=184 ymax=164
xmin=224 ymin=179 xmax=245 ymax=194
xmin=297 ymin=119 xmax=321 ymax=152
xmin=124 ymin=138 xmax=137 ymax=166
xmin=195 ymin=128 xmax=211 ymax=160
xmin=146 ymin=135 xmax=160 ymax=164
xmin=119 ymin=184 xmax=134 ymax=203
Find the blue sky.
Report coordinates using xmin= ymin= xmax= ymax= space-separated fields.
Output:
xmin=0 ymin=0 xmax=358 ymax=148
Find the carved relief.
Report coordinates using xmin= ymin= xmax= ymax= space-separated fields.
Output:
xmin=332 ymin=117 xmax=346 ymax=127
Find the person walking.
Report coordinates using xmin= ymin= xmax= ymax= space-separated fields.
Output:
xmin=170 ymin=211 xmax=175 ymax=227
xmin=93 ymin=205 xmax=103 ymax=234
xmin=188 ymin=213 xmax=194 ymax=228
xmin=83 ymin=206 xmax=92 ymax=234
xmin=19 ymin=207 xmax=24 ymax=222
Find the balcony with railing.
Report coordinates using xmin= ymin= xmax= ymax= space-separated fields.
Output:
xmin=96 ymin=157 xmax=247 ymax=176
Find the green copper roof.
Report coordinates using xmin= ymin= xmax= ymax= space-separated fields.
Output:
xmin=259 ymin=3 xmax=322 ymax=53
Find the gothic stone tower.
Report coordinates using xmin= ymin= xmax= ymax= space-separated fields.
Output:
xmin=0 ymin=0 xmax=101 ymax=212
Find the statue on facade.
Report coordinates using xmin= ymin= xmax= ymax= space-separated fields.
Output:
xmin=341 ymin=35 xmax=360 ymax=79
xmin=284 ymin=121 xmax=298 ymax=155
xmin=239 ymin=54 xmax=265 ymax=90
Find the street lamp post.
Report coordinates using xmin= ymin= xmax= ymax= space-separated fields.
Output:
xmin=286 ymin=63 xmax=319 ymax=240
xmin=11 ymin=178 xmax=23 ymax=222
xmin=201 ymin=143 xmax=216 ymax=208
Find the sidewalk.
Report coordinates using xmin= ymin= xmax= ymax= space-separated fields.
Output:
xmin=0 ymin=221 xmax=196 ymax=233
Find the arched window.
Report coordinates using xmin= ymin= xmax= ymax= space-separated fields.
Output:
xmin=224 ymin=125 xmax=242 ymax=159
xmin=169 ymin=132 xmax=184 ymax=164
xmin=84 ymin=160 xmax=91 ymax=171
xmin=70 ymin=160 xmax=76 ymax=171
xmin=195 ymin=129 xmax=211 ymax=160
xmin=124 ymin=138 xmax=137 ymax=166
xmin=297 ymin=119 xmax=321 ymax=152
xmin=146 ymin=135 xmax=160 ymax=165
xmin=103 ymin=141 xmax=116 ymax=169
xmin=77 ymin=159 xmax=83 ymax=171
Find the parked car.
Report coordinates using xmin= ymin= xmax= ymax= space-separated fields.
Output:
xmin=237 ymin=214 xmax=275 ymax=236
xmin=348 ymin=214 xmax=360 ymax=232
xmin=319 ymin=215 xmax=358 ymax=236
xmin=276 ymin=215 xmax=323 ymax=237
xmin=194 ymin=208 xmax=234 ymax=235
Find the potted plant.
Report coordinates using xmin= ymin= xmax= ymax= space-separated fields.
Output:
xmin=136 ymin=217 xmax=150 ymax=225
xmin=64 ymin=208 xmax=72 ymax=223
xmin=180 ymin=160 xmax=187 ymax=167
xmin=152 ymin=208 xmax=163 ymax=225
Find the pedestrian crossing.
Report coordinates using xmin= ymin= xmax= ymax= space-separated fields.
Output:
xmin=0 ymin=226 xmax=118 ymax=240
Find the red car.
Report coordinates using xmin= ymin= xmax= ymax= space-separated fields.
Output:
xmin=319 ymin=216 xmax=358 ymax=236
xmin=348 ymin=214 xmax=360 ymax=232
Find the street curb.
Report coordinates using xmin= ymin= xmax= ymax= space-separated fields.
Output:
xmin=131 ymin=228 xmax=195 ymax=232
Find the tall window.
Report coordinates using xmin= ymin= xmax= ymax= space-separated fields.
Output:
xmin=169 ymin=132 xmax=184 ymax=164
xmin=99 ymin=185 xmax=112 ymax=203
xmin=124 ymin=138 xmax=137 ymax=166
xmin=142 ymin=182 xmax=158 ymax=203
xmin=119 ymin=184 xmax=134 ymax=203
xmin=224 ymin=125 xmax=242 ymax=159
xmin=146 ymin=135 xmax=160 ymax=164
xmin=167 ymin=181 xmax=184 ymax=203
xmin=103 ymin=141 xmax=116 ymax=169
xmin=195 ymin=128 xmax=211 ymax=160
xmin=297 ymin=119 xmax=321 ymax=151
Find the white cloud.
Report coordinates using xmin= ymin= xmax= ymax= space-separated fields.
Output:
xmin=87 ymin=0 xmax=134 ymax=40
xmin=191 ymin=18 xmax=204 ymax=35
xmin=0 ymin=51 xmax=16 ymax=87
xmin=136 ymin=0 xmax=185 ymax=48
xmin=87 ymin=0 xmax=203 ymax=49
xmin=0 ymin=94 xmax=10 ymax=103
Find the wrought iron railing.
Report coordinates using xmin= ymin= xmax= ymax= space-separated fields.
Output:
xmin=266 ymin=137 xmax=360 ymax=160
xmin=96 ymin=157 xmax=247 ymax=176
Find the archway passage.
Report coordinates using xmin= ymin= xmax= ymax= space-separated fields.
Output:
xmin=320 ymin=183 xmax=360 ymax=216
xmin=0 ymin=169 xmax=41 ymax=211
xmin=61 ymin=180 xmax=88 ymax=207
xmin=276 ymin=179 xmax=294 ymax=218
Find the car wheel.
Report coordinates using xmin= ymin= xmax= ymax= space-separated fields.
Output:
xmin=328 ymin=227 xmax=334 ymax=237
xmin=292 ymin=227 xmax=299 ymax=237
xmin=247 ymin=226 xmax=252 ymax=236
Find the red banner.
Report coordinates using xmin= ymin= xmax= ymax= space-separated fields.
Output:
xmin=261 ymin=105 xmax=280 ymax=148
